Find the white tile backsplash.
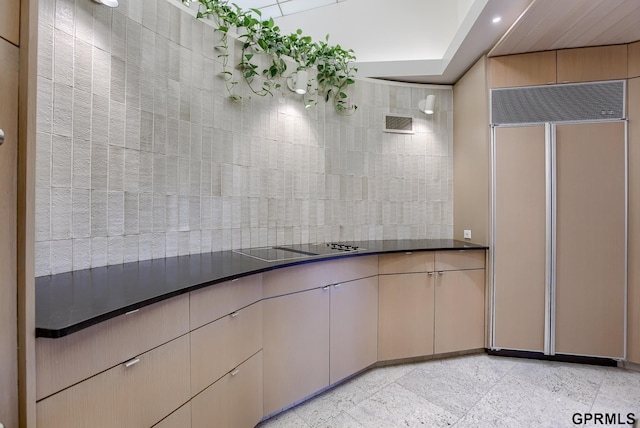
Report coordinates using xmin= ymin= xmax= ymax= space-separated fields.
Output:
xmin=34 ymin=0 xmax=454 ymax=276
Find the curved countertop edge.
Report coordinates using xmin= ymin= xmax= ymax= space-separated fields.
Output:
xmin=35 ymin=239 xmax=488 ymax=338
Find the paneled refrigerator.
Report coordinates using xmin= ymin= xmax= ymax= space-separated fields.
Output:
xmin=490 ymin=81 xmax=627 ymax=360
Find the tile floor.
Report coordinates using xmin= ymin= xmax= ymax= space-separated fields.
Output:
xmin=257 ymin=353 xmax=640 ymax=428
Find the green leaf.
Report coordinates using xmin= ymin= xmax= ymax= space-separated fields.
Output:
xmin=339 ymin=92 xmax=348 ymax=99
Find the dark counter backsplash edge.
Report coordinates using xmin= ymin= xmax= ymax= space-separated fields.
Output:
xmin=36 ymin=239 xmax=488 ymax=338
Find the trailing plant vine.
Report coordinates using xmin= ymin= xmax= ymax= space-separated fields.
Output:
xmin=182 ymin=0 xmax=358 ymax=114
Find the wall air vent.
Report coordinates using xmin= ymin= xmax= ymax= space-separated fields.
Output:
xmin=383 ymin=114 xmax=414 ymax=134
xmin=491 ymin=80 xmax=625 ymax=125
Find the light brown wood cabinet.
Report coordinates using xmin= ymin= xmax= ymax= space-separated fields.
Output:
xmin=190 ymin=301 xmax=262 ymax=396
xmin=378 ymin=250 xmax=486 ymax=361
xmin=434 ymin=269 xmax=485 ymax=354
xmin=330 ymin=276 xmax=378 ymax=384
xmin=489 ymin=51 xmax=557 ymax=88
xmin=189 ymin=274 xmax=262 ymax=330
xmin=36 ymin=294 xmax=190 ymax=400
xmin=192 ymin=351 xmax=263 ymax=428
xmin=0 ymin=37 xmax=19 ymax=428
xmin=556 ymin=45 xmax=627 ymax=83
xmin=263 ymin=287 xmax=330 ymax=416
xmin=36 ymin=335 xmax=191 ymax=428
xmin=629 ymin=42 xmax=640 ymax=79
xmin=378 ymin=272 xmax=435 ymax=361
xmin=0 ymin=0 xmax=20 ymax=46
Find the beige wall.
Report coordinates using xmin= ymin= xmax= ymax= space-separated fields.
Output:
xmin=452 ymin=57 xmax=490 ymax=245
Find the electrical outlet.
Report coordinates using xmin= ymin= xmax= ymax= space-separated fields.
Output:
xmin=463 ymin=230 xmax=472 ymax=239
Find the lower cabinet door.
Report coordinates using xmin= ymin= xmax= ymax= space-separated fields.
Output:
xmin=263 ymin=287 xmax=330 ymax=416
xmin=434 ymin=269 xmax=485 ymax=354
xmin=378 ymin=273 xmax=434 ymax=361
xmin=192 ymin=351 xmax=264 ymax=428
xmin=330 ymin=276 xmax=378 ymax=384
xmin=36 ymin=335 xmax=191 ymax=428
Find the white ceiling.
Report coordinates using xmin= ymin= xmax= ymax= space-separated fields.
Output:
xmin=231 ymin=0 xmax=640 ymax=84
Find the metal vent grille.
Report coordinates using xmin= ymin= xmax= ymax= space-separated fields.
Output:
xmin=384 ymin=114 xmax=414 ymax=134
xmin=491 ymin=81 xmax=625 ymax=125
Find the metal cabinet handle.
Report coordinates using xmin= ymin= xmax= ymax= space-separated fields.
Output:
xmin=125 ymin=309 xmax=139 ymax=315
xmin=230 ymin=368 xmax=240 ymax=376
xmin=438 ymin=271 xmax=444 ymax=275
xmin=334 ymin=283 xmax=342 ymax=288
xmin=124 ymin=358 xmax=140 ymax=368
xmin=323 ymin=286 xmax=330 ymax=291
xmin=0 ymin=129 xmax=4 ymax=146
xmin=230 ymin=311 xmax=240 ymax=318
xmin=428 ymin=272 xmax=434 ymax=276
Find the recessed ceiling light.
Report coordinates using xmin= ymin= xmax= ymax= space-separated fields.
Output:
xmin=492 ymin=16 xmax=501 ymax=24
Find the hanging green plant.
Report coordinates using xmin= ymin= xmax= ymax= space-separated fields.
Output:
xmin=182 ymin=0 xmax=358 ymax=114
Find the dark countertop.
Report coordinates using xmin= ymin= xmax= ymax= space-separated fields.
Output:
xmin=36 ymin=239 xmax=487 ymax=338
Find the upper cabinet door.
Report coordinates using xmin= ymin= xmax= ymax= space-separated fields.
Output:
xmin=489 ymin=51 xmax=557 ymax=88
xmin=0 ymin=0 xmax=20 ymax=46
xmin=557 ymin=45 xmax=627 ymax=83
xmin=629 ymin=41 xmax=640 ymax=79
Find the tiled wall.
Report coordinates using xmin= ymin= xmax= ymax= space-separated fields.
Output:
xmin=35 ymin=0 xmax=454 ymax=276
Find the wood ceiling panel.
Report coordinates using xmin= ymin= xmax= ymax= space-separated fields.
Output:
xmin=490 ymin=0 xmax=640 ymax=57
xmin=554 ymin=2 xmax=640 ymax=49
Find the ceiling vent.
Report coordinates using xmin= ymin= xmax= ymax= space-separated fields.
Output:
xmin=383 ymin=114 xmax=414 ymax=134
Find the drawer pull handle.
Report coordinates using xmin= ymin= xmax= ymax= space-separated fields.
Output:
xmin=124 ymin=358 xmax=140 ymax=368
xmin=428 ymin=272 xmax=434 ymax=276
xmin=334 ymin=283 xmax=342 ymax=288
xmin=232 ymin=278 xmax=239 ymax=282
xmin=230 ymin=368 xmax=240 ymax=376
xmin=405 ymin=251 xmax=412 ymax=255
xmin=438 ymin=271 xmax=444 ymax=275
xmin=0 ymin=129 xmax=4 ymax=146
xmin=230 ymin=311 xmax=240 ymax=318
xmin=125 ymin=309 xmax=139 ymax=315
xmin=323 ymin=286 xmax=330 ymax=291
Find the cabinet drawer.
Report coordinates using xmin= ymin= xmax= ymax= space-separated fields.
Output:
xmin=379 ymin=251 xmax=434 ymax=274
xmin=435 ymin=250 xmax=485 ymax=271
xmin=36 ymin=335 xmax=191 ymax=428
xmin=191 ymin=301 xmax=263 ymax=396
xmin=190 ymin=273 xmax=262 ymax=330
xmin=36 ymin=294 xmax=189 ymax=400
xmin=331 ymin=255 xmax=379 ymax=284
xmin=192 ymin=350 xmax=263 ymax=428
xmin=263 ymin=262 xmax=334 ymax=298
